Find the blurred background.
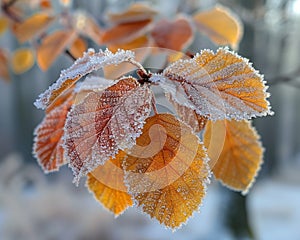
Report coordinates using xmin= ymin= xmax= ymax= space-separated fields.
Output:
xmin=1 ymin=0 xmax=300 ymax=239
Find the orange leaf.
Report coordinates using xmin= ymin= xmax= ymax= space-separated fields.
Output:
xmin=87 ymin=151 xmax=133 ymax=216
xmin=193 ymin=5 xmax=243 ymax=49
xmin=69 ymin=37 xmax=87 ymax=59
xmin=11 ymin=48 xmax=35 ymax=74
xmin=101 ymin=19 xmax=152 ymax=45
xmin=0 ymin=17 xmax=8 ymax=36
xmin=107 ymin=3 xmax=157 ymax=24
xmin=0 ymin=49 xmax=10 ymax=82
xmin=37 ymin=30 xmax=77 ymax=71
xmin=203 ymin=120 xmax=263 ymax=194
xmin=64 ymin=77 xmax=152 ymax=185
xmin=33 ymin=89 xmax=74 ymax=173
xmin=151 ymin=16 xmax=194 ymax=51
xmin=13 ymin=12 xmax=55 ymax=43
xmin=155 ymin=47 xmax=272 ymax=120
xmin=123 ymin=113 xmax=210 ymax=229
xmin=40 ymin=0 xmax=52 ymax=9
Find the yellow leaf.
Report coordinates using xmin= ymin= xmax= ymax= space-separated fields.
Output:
xmin=107 ymin=3 xmax=157 ymax=24
xmin=123 ymin=113 xmax=210 ymax=229
xmin=0 ymin=49 xmax=10 ymax=82
xmin=87 ymin=151 xmax=133 ymax=216
xmin=0 ymin=17 xmax=8 ymax=36
xmin=193 ymin=5 xmax=243 ymax=49
xmin=13 ymin=12 xmax=55 ymax=43
xmin=203 ymin=120 xmax=263 ymax=194
xmin=11 ymin=48 xmax=35 ymax=74
xmin=37 ymin=30 xmax=76 ymax=71
xmin=69 ymin=37 xmax=87 ymax=59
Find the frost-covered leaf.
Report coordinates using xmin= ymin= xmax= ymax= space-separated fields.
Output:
xmin=64 ymin=77 xmax=152 ymax=185
xmin=0 ymin=49 xmax=10 ymax=82
xmin=203 ymin=120 xmax=263 ymax=194
xmin=151 ymin=16 xmax=194 ymax=51
xmin=13 ymin=12 xmax=55 ymax=43
xmin=37 ymin=30 xmax=77 ymax=71
xmin=153 ymin=47 xmax=272 ymax=121
xmin=167 ymin=94 xmax=207 ymax=132
xmin=87 ymin=150 xmax=133 ymax=216
xmin=107 ymin=3 xmax=157 ymax=24
xmin=123 ymin=113 xmax=210 ymax=229
xmin=101 ymin=19 xmax=152 ymax=45
xmin=11 ymin=48 xmax=35 ymax=74
xmin=34 ymin=48 xmax=135 ymax=110
xmin=193 ymin=5 xmax=243 ymax=49
xmin=33 ymin=89 xmax=74 ymax=173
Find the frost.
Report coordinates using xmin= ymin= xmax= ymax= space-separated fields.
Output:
xmin=63 ymin=77 xmax=152 ymax=185
xmin=160 ymin=47 xmax=273 ymax=121
xmin=34 ymin=48 xmax=135 ymax=110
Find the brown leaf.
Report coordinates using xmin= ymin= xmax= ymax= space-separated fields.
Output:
xmin=193 ymin=5 xmax=243 ymax=49
xmin=33 ymin=89 xmax=74 ymax=172
xmin=151 ymin=16 xmax=194 ymax=51
xmin=64 ymin=77 xmax=152 ymax=185
xmin=13 ymin=12 xmax=55 ymax=43
xmin=37 ymin=30 xmax=77 ymax=71
xmin=203 ymin=120 xmax=263 ymax=194
xmin=123 ymin=113 xmax=210 ymax=229
xmin=87 ymin=150 xmax=133 ymax=216
xmin=11 ymin=47 xmax=35 ymax=74
xmin=107 ymin=3 xmax=157 ymax=24
xmin=101 ymin=19 xmax=152 ymax=45
xmin=0 ymin=49 xmax=10 ymax=82
xmin=34 ymin=48 xmax=135 ymax=110
xmin=156 ymin=47 xmax=272 ymax=121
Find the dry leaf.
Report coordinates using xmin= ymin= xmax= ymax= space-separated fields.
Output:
xmin=107 ymin=3 xmax=157 ymax=24
xmin=11 ymin=48 xmax=35 ymax=74
xmin=203 ymin=120 xmax=263 ymax=194
xmin=33 ymin=89 xmax=74 ymax=172
xmin=0 ymin=17 xmax=8 ymax=36
xmin=64 ymin=77 xmax=152 ymax=185
xmin=40 ymin=0 xmax=52 ymax=9
xmin=69 ymin=37 xmax=87 ymax=59
xmin=154 ymin=47 xmax=272 ymax=121
xmin=87 ymin=150 xmax=133 ymax=216
xmin=151 ymin=16 xmax=194 ymax=51
xmin=193 ymin=5 xmax=243 ymax=49
xmin=13 ymin=12 xmax=55 ymax=43
xmin=101 ymin=19 xmax=152 ymax=45
xmin=0 ymin=49 xmax=10 ymax=82
xmin=123 ymin=113 xmax=210 ymax=229
xmin=37 ymin=30 xmax=77 ymax=71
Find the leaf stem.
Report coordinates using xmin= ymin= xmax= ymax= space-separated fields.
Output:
xmin=65 ymin=50 xmax=76 ymax=61
xmin=128 ymin=59 xmax=148 ymax=76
